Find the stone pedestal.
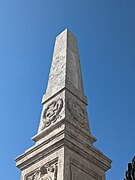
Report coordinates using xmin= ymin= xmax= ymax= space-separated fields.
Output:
xmin=16 ymin=29 xmax=112 ymax=180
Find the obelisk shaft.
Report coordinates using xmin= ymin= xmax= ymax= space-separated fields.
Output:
xmin=44 ymin=29 xmax=85 ymax=104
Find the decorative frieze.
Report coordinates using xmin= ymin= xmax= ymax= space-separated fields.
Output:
xmin=26 ymin=160 xmax=58 ymax=180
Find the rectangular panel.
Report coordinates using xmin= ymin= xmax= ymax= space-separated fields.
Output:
xmin=71 ymin=163 xmax=97 ymax=180
xmin=25 ymin=158 xmax=58 ymax=180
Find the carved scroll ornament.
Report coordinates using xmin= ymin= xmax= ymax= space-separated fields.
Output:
xmin=40 ymin=98 xmax=63 ymax=131
xmin=26 ymin=162 xmax=58 ymax=180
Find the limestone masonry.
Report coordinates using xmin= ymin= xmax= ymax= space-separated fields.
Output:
xmin=16 ymin=29 xmax=112 ymax=180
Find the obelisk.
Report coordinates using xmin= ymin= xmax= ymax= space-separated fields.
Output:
xmin=16 ymin=29 xmax=112 ymax=180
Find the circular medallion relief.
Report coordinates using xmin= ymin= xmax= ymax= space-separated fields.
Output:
xmin=42 ymin=98 xmax=63 ymax=128
xmin=67 ymin=99 xmax=86 ymax=127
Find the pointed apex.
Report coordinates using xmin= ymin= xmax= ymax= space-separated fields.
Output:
xmin=56 ymin=29 xmax=77 ymax=45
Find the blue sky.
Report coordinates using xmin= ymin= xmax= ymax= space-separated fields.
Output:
xmin=0 ymin=0 xmax=135 ymax=179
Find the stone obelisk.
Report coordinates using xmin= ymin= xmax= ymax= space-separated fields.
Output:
xmin=16 ymin=29 xmax=112 ymax=180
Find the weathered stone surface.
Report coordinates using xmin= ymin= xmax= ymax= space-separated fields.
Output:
xmin=16 ymin=29 xmax=112 ymax=180
xmin=42 ymin=29 xmax=86 ymax=105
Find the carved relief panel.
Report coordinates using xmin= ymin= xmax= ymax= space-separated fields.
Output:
xmin=26 ymin=159 xmax=58 ymax=180
xmin=67 ymin=98 xmax=88 ymax=130
xmin=39 ymin=98 xmax=63 ymax=132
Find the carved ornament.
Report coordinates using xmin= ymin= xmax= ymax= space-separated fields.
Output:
xmin=41 ymin=98 xmax=63 ymax=130
xmin=26 ymin=161 xmax=58 ymax=180
xmin=67 ymin=98 xmax=86 ymax=128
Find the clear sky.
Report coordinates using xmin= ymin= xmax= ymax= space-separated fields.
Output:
xmin=0 ymin=0 xmax=135 ymax=179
